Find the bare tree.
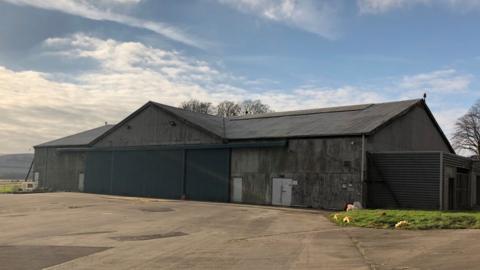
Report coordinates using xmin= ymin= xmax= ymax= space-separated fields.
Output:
xmin=216 ymin=101 xmax=241 ymax=117
xmin=180 ymin=99 xmax=215 ymax=114
xmin=452 ymin=99 xmax=480 ymax=156
xmin=180 ymin=99 xmax=273 ymax=117
xmin=240 ymin=99 xmax=272 ymax=115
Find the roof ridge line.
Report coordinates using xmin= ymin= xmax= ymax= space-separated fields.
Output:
xmin=229 ymin=104 xmax=374 ymax=121
xmin=228 ymin=99 xmax=422 ymax=121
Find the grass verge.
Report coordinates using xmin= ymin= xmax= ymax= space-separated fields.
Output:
xmin=0 ymin=182 xmax=22 ymax=193
xmin=330 ymin=209 xmax=480 ymax=230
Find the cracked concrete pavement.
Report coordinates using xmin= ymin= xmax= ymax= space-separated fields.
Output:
xmin=0 ymin=193 xmax=479 ymax=269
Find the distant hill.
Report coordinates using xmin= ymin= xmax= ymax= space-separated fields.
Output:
xmin=0 ymin=153 xmax=34 ymax=180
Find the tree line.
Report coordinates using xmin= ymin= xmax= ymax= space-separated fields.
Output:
xmin=180 ymin=99 xmax=273 ymax=117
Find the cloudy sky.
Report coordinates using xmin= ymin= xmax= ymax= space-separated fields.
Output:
xmin=1 ymin=0 xmax=480 ymax=154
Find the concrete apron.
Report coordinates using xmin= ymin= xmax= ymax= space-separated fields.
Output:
xmin=0 ymin=193 xmax=370 ymax=270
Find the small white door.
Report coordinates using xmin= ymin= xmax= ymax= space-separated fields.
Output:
xmin=281 ymin=179 xmax=292 ymax=206
xmin=78 ymin=173 xmax=85 ymax=192
xmin=272 ymin=178 xmax=292 ymax=206
xmin=232 ymin=177 xmax=243 ymax=202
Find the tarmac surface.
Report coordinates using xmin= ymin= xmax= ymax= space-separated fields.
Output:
xmin=1 ymin=192 xmax=479 ymax=269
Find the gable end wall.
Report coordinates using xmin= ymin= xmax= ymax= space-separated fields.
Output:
xmin=367 ymin=104 xmax=451 ymax=153
xmin=94 ymin=105 xmax=222 ymax=147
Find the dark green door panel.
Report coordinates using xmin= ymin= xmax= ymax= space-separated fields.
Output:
xmin=185 ymin=149 xmax=230 ymax=202
xmin=85 ymin=151 xmax=112 ymax=194
xmin=85 ymin=150 xmax=183 ymax=199
xmin=111 ymin=151 xmax=145 ymax=197
xmin=142 ymin=150 xmax=183 ymax=199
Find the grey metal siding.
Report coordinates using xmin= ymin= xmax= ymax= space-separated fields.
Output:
xmin=367 ymin=152 xmax=441 ymax=209
xmin=95 ymin=105 xmax=221 ymax=147
xmin=443 ymin=153 xmax=471 ymax=169
xmin=231 ymin=137 xmax=363 ymax=210
xmin=473 ymin=161 xmax=480 ymax=173
xmin=33 ymin=147 xmax=48 ymax=188
xmin=34 ymin=147 xmax=86 ymax=191
xmin=442 ymin=154 xmax=474 ymax=210
xmin=367 ymin=106 xmax=452 ymax=153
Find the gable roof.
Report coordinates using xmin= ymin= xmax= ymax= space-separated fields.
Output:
xmin=90 ymin=101 xmax=226 ymax=145
xmin=151 ymin=102 xmax=225 ymax=138
xmin=139 ymin=99 xmax=422 ymax=139
xmin=35 ymin=125 xmax=114 ymax=148
xmin=146 ymin=99 xmax=453 ymax=153
xmin=225 ymin=99 xmax=421 ymax=139
xmin=40 ymin=99 xmax=453 ymax=153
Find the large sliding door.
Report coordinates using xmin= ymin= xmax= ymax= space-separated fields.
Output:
xmin=185 ymin=149 xmax=230 ymax=202
xmin=85 ymin=150 xmax=183 ymax=199
xmin=85 ymin=148 xmax=230 ymax=202
xmin=84 ymin=151 xmax=112 ymax=194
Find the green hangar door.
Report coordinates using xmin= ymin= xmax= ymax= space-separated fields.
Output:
xmin=185 ymin=149 xmax=230 ymax=202
xmin=84 ymin=151 xmax=113 ymax=194
xmin=84 ymin=150 xmax=184 ymax=199
xmin=84 ymin=148 xmax=230 ymax=202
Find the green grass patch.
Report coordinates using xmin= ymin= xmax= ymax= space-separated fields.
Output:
xmin=0 ymin=183 xmax=22 ymax=193
xmin=330 ymin=209 xmax=480 ymax=230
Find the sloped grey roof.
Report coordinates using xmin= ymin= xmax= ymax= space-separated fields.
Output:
xmin=225 ymin=99 xmax=421 ymax=139
xmin=151 ymin=102 xmax=225 ymax=138
xmin=150 ymin=99 xmax=424 ymax=139
xmin=35 ymin=125 xmax=114 ymax=147
xmin=40 ymin=99 xmax=450 ymax=151
xmin=230 ymin=103 xmax=373 ymax=120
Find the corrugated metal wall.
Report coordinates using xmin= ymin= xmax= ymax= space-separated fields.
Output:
xmin=33 ymin=147 xmax=86 ymax=191
xmin=443 ymin=153 xmax=473 ymax=210
xmin=367 ymin=152 xmax=441 ymax=210
xmin=443 ymin=153 xmax=471 ymax=169
xmin=231 ymin=138 xmax=363 ymax=210
xmin=84 ymin=149 xmax=229 ymax=202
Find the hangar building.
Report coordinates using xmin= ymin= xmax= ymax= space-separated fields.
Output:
xmin=33 ymin=99 xmax=480 ymax=210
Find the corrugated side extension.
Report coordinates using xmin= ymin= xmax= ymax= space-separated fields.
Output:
xmin=443 ymin=153 xmax=471 ymax=169
xmin=473 ymin=160 xmax=480 ymax=173
xmin=367 ymin=152 xmax=441 ymax=210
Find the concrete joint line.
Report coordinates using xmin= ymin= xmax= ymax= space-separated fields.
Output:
xmin=344 ymin=230 xmax=377 ymax=270
xmin=229 ymin=228 xmax=344 ymax=242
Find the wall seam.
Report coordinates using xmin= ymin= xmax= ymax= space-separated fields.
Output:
xmin=439 ymin=151 xmax=443 ymax=210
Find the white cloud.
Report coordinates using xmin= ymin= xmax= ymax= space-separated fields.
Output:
xmin=218 ymin=0 xmax=340 ymax=39
xmin=444 ymin=0 xmax=480 ymax=10
xmin=2 ymin=34 xmax=472 ymax=154
xmin=43 ymin=34 xmax=219 ymax=77
xmin=358 ymin=0 xmax=480 ymax=14
xmin=357 ymin=0 xmax=429 ymax=14
xmin=0 ymin=0 xmax=205 ymax=48
xmin=432 ymin=107 xmax=467 ymax=138
xmin=393 ymin=69 xmax=473 ymax=145
xmin=277 ymin=86 xmax=385 ymax=110
xmin=399 ymin=69 xmax=472 ymax=94
xmin=0 ymin=33 xmax=389 ymax=153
